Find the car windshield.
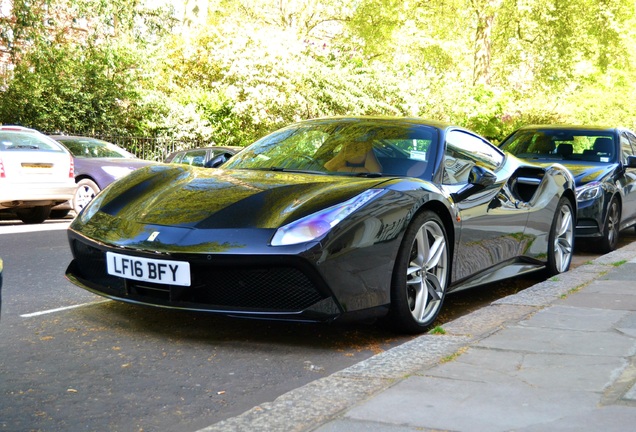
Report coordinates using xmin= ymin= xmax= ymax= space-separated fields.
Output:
xmin=222 ymin=119 xmax=439 ymax=179
xmin=500 ymin=129 xmax=616 ymax=163
xmin=0 ymin=132 xmax=65 ymax=152
xmin=58 ymin=138 xmax=134 ymax=158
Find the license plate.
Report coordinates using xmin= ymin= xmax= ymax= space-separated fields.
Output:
xmin=106 ymin=252 xmax=191 ymax=286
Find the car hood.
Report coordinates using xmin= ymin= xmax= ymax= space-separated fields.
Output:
xmin=81 ymin=165 xmax=392 ymax=230
xmin=522 ymin=160 xmax=616 ymax=186
xmin=557 ymin=162 xmax=616 ymax=186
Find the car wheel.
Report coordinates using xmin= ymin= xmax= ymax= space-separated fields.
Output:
xmin=49 ymin=209 xmax=71 ymax=219
xmin=546 ymin=197 xmax=574 ymax=275
xmin=16 ymin=206 xmax=52 ymax=224
xmin=599 ymin=197 xmax=620 ymax=253
xmin=389 ymin=210 xmax=450 ymax=334
xmin=74 ymin=179 xmax=100 ymax=214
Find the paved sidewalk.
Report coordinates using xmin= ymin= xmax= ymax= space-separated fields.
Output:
xmin=200 ymin=242 xmax=636 ymax=432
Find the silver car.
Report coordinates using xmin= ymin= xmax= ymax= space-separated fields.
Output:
xmin=0 ymin=126 xmax=76 ymax=223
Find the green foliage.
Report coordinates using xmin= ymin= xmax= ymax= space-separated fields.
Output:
xmin=1 ymin=0 xmax=636 ymax=150
xmin=0 ymin=40 xmax=150 ymax=135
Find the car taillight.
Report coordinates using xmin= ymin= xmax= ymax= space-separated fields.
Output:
xmin=0 ymin=157 xmax=5 ymax=178
xmin=69 ymin=155 xmax=74 ymax=178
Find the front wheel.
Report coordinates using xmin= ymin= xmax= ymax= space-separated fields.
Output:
xmin=546 ymin=197 xmax=574 ymax=275
xmin=598 ymin=197 xmax=620 ymax=253
xmin=388 ymin=210 xmax=450 ymax=334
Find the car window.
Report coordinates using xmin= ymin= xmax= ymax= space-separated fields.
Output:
xmin=57 ymin=138 xmax=132 ymax=158
xmin=223 ymin=119 xmax=440 ymax=179
xmin=182 ymin=150 xmax=207 ymax=167
xmin=500 ymin=130 xmax=616 ymax=163
xmin=443 ymin=130 xmax=503 ymax=185
xmin=0 ymin=132 xmax=65 ymax=152
xmin=623 ymin=132 xmax=636 ymax=161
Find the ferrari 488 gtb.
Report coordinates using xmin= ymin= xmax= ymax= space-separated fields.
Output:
xmin=66 ymin=117 xmax=576 ymax=333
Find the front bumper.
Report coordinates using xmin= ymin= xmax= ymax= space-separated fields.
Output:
xmin=574 ymin=197 xmax=604 ymax=238
xmin=66 ymin=234 xmax=344 ymax=322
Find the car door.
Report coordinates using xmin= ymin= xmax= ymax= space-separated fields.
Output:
xmin=620 ymin=131 xmax=636 ymax=228
xmin=440 ymin=130 xmax=530 ymax=284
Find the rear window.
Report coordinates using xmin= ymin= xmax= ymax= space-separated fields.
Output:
xmin=0 ymin=131 xmax=66 ymax=152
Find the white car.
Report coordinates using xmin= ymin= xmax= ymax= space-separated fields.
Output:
xmin=0 ymin=126 xmax=76 ymax=224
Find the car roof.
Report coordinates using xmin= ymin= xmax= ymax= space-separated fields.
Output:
xmin=49 ymin=135 xmax=111 ymax=141
xmin=172 ymin=146 xmax=243 ymax=152
xmin=302 ymin=115 xmax=455 ymax=130
xmin=514 ymin=124 xmax=620 ymax=133
xmin=0 ymin=125 xmax=42 ymax=133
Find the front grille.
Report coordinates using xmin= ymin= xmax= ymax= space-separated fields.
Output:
xmin=71 ymin=241 xmax=327 ymax=312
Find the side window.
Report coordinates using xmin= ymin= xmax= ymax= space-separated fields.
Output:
xmin=624 ymin=132 xmax=636 ymax=162
xmin=443 ymin=130 xmax=503 ymax=185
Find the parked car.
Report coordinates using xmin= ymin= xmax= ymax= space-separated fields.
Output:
xmin=65 ymin=117 xmax=576 ymax=334
xmin=164 ymin=146 xmax=242 ymax=168
xmin=0 ymin=126 xmax=76 ymax=223
xmin=50 ymin=135 xmax=156 ymax=216
xmin=498 ymin=125 xmax=636 ymax=253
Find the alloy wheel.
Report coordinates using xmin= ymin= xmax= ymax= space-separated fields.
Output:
xmin=552 ymin=201 xmax=574 ymax=273
xmin=405 ymin=220 xmax=449 ymax=324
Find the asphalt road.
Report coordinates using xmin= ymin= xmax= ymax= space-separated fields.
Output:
xmin=0 ymin=218 xmax=632 ymax=431
xmin=0 ymin=220 xmax=410 ymax=432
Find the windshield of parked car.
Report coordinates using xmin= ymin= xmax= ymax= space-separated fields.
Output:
xmin=500 ymin=129 xmax=617 ymax=163
xmin=222 ymin=119 xmax=439 ymax=179
xmin=58 ymin=138 xmax=135 ymax=159
xmin=0 ymin=132 xmax=66 ymax=152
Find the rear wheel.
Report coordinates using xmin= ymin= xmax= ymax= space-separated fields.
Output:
xmin=388 ymin=210 xmax=450 ymax=334
xmin=546 ymin=197 xmax=574 ymax=275
xmin=16 ymin=206 xmax=52 ymax=224
xmin=73 ymin=179 xmax=100 ymax=214
xmin=598 ymin=197 xmax=620 ymax=253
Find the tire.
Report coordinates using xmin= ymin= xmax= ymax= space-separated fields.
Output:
xmin=388 ymin=210 xmax=450 ymax=334
xmin=598 ymin=197 xmax=620 ymax=253
xmin=546 ymin=197 xmax=574 ymax=276
xmin=73 ymin=179 xmax=100 ymax=214
xmin=49 ymin=209 xmax=71 ymax=219
xmin=16 ymin=206 xmax=52 ymax=224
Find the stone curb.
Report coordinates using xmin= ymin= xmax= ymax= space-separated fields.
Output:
xmin=198 ymin=246 xmax=636 ymax=432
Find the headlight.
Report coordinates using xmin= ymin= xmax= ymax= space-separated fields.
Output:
xmin=102 ymin=166 xmax=134 ymax=179
xmin=79 ymin=191 xmax=107 ymax=223
xmin=576 ymin=181 xmax=602 ymax=201
xmin=271 ymin=189 xmax=384 ymax=246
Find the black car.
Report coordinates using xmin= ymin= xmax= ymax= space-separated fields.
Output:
xmin=499 ymin=125 xmax=636 ymax=252
xmin=164 ymin=146 xmax=242 ymax=168
xmin=65 ymin=117 xmax=576 ymax=334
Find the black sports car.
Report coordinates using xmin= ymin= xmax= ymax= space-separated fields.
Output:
xmin=66 ymin=117 xmax=576 ymax=333
xmin=499 ymin=125 xmax=636 ymax=253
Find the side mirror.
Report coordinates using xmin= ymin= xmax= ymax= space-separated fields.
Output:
xmin=626 ymin=155 xmax=636 ymax=169
xmin=205 ymin=153 xmax=231 ymax=168
xmin=451 ymin=165 xmax=497 ymax=202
